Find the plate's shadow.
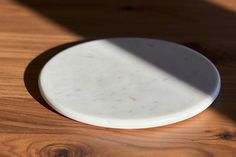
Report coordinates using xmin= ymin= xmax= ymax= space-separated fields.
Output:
xmin=24 ymin=41 xmax=86 ymax=113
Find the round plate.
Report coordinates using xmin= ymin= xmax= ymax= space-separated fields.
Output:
xmin=39 ymin=38 xmax=220 ymax=129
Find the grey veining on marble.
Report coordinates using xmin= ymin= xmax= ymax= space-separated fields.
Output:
xmin=39 ymin=38 xmax=220 ymax=129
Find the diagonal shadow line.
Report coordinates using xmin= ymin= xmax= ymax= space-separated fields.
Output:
xmin=105 ymin=38 xmax=220 ymax=95
xmin=19 ymin=0 xmax=236 ymax=121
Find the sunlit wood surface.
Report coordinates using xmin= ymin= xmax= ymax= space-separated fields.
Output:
xmin=0 ymin=0 xmax=236 ymax=156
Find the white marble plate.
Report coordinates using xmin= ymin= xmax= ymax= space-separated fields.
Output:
xmin=39 ymin=38 xmax=220 ymax=129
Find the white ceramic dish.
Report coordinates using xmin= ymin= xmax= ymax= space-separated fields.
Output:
xmin=39 ymin=38 xmax=220 ymax=129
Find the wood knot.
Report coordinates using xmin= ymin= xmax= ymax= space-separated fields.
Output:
xmin=40 ymin=143 xmax=92 ymax=157
xmin=204 ymin=130 xmax=212 ymax=133
xmin=217 ymin=132 xmax=234 ymax=140
xmin=52 ymin=148 xmax=70 ymax=157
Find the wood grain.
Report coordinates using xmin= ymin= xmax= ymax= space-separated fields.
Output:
xmin=0 ymin=0 xmax=236 ymax=156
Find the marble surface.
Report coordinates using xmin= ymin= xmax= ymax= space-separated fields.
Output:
xmin=39 ymin=38 xmax=220 ymax=129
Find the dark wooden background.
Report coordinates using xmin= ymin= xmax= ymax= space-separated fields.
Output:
xmin=0 ymin=0 xmax=236 ymax=156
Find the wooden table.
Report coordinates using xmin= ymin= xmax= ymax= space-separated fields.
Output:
xmin=1 ymin=0 xmax=236 ymax=156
